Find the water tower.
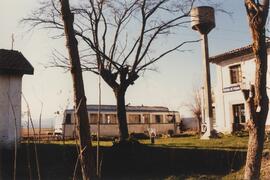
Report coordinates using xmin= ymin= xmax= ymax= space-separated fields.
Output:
xmin=191 ymin=6 xmax=215 ymax=139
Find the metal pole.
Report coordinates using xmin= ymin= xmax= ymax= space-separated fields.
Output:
xmin=97 ymin=67 xmax=101 ymax=178
xmin=201 ymin=34 xmax=213 ymax=139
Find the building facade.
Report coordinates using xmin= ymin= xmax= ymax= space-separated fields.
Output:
xmin=0 ymin=49 xmax=34 ymax=146
xmin=210 ymin=42 xmax=270 ymax=133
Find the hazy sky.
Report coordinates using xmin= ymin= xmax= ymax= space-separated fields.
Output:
xmin=0 ymin=0 xmax=265 ymax=126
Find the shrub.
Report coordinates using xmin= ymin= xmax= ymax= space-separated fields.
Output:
xmin=130 ymin=132 xmax=149 ymax=139
xmin=232 ymin=130 xmax=249 ymax=137
xmin=167 ymin=129 xmax=174 ymax=137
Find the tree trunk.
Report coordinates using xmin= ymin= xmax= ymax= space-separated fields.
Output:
xmin=114 ymin=88 xmax=129 ymax=141
xmin=197 ymin=117 xmax=202 ymax=136
xmin=244 ymin=1 xmax=269 ymax=179
xmin=244 ymin=35 xmax=269 ymax=180
xmin=245 ymin=122 xmax=266 ymax=179
xmin=60 ymin=0 xmax=95 ymax=179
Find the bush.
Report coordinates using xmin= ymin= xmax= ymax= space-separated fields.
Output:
xmin=91 ymin=135 xmax=116 ymax=141
xmin=130 ymin=132 xmax=149 ymax=139
xmin=210 ymin=129 xmax=221 ymax=138
xmin=167 ymin=129 xmax=174 ymax=137
xmin=111 ymin=137 xmax=141 ymax=149
xmin=232 ymin=130 xmax=249 ymax=137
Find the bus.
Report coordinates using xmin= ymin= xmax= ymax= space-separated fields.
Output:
xmin=62 ymin=104 xmax=181 ymax=139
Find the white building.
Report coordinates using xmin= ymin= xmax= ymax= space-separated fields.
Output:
xmin=210 ymin=42 xmax=270 ymax=133
xmin=0 ymin=49 xmax=34 ymax=147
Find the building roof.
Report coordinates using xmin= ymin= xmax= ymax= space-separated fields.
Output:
xmin=66 ymin=104 xmax=173 ymax=113
xmin=210 ymin=41 xmax=270 ymax=64
xmin=0 ymin=49 xmax=34 ymax=75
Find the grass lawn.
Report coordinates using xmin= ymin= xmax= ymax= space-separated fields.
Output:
xmin=42 ymin=133 xmax=270 ymax=151
xmin=139 ymin=134 xmax=250 ymax=150
xmin=23 ymin=133 xmax=269 ymax=180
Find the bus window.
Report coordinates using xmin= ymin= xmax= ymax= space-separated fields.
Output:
xmin=153 ymin=114 xmax=163 ymax=123
xmin=165 ymin=115 xmax=175 ymax=123
xmin=128 ymin=114 xmax=141 ymax=124
xmin=142 ymin=114 xmax=150 ymax=123
xmin=105 ymin=114 xmax=117 ymax=124
xmin=89 ymin=113 xmax=98 ymax=124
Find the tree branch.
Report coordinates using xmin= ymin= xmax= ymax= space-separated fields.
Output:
xmin=137 ymin=39 xmax=200 ymax=72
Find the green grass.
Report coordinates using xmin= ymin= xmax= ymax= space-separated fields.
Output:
xmin=139 ymin=135 xmax=250 ymax=150
xmin=32 ymin=139 xmax=114 ymax=146
xmin=34 ymin=133 xmax=270 ymax=151
xmin=18 ymin=135 xmax=270 ymax=179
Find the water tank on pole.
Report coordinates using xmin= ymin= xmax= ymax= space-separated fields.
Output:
xmin=191 ymin=6 xmax=215 ymax=35
xmin=190 ymin=6 xmax=215 ymax=139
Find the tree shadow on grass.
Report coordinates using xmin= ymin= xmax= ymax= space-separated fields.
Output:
xmin=102 ymin=143 xmax=246 ymax=179
xmin=1 ymin=143 xmax=246 ymax=179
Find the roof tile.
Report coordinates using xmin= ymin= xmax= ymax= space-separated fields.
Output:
xmin=0 ymin=49 xmax=34 ymax=75
xmin=210 ymin=41 xmax=270 ymax=64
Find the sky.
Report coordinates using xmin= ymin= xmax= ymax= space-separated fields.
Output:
xmin=0 ymin=0 xmax=265 ymax=127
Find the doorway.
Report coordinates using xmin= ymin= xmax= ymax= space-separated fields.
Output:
xmin=232 ymin=103 xmax=246 ymax=132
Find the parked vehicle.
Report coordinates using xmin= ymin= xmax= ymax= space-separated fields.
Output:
xmin=61 ymin=104 xmax=180 ymax=139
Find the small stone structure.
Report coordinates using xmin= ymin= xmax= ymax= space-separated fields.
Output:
xmin=0 ymin=49 xmax=33 ymax=147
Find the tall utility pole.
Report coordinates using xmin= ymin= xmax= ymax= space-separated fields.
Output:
xmin=191 ymin=6 xmax=215 ymax=139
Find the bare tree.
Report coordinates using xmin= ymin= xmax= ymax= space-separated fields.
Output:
xmin=23 ymin=0 xmax=199 ymax=142
xmin=59 ymin=0 xmax=95 ymax=179
xmin=243 ymin=0 xmax=269 ymax=179
xmin=185 ymin=87 xmax=202 ymax=136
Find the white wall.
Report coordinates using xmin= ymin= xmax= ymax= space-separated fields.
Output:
xmin=0 ymin=75 xmax=22 ymax=146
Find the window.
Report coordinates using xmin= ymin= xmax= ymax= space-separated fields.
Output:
xmin=65 ymin=113 xmax=71 ymax=124
xmin=128 ymin=114 xmax=141 ymax=124
xmin=105 ymin=114 xmax=117 ymax=124
xmin=89 ymin=113 xmax=98 ymax=124
xmin=142 ymin=114 xmax=150 ymax=123
xmin=229 ymin=64 xmax=242 ymax=84
xmin=165 ymin=114 xmax=175 ymax=123
xmin=232 ymin=104 xmax=245 ymax=123
xmin=153 ymin=114 xmax=163 ymax=123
